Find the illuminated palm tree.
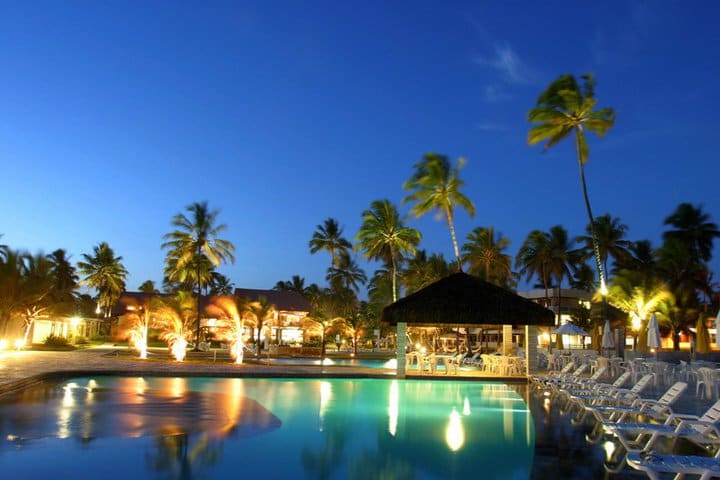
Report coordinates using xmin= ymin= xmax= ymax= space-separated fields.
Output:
xmin=155 ymin=291 xmax=196 ymax=361
xmin=403 ymin=153 xmax=475 ymax=269
xmin=245 ymin=296 xmax=276 ymax=357
xmin=604 ymin=270 xmax=672 ymax=352
xmin=356 ymin=199 xmax=421 ymax=302
xmin=162 ymin=201 xmax=235 ymax=349
xmin=206 ymin=295 xmax=252 ymax=363
xmin=461 ymin=226 xmax=512 ymax=287
xmin=309 ymin=218 xmax=352 ymax=268
xmin=303 ymin=290 xmax=346 ymax=359
xmin=118 ymin=295 xmax=158 ymax=359
xmin=528 ymin=73 xmax=615 ymax=293
xmin=77 ymin=242 xmax=128 ymax=318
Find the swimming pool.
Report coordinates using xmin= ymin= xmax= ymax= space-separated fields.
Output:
xmin=0 ymin=377 xmax=534 ymax=479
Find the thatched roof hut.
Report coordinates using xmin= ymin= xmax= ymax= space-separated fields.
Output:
xmin=382 ymin=272 xmax=554 ymax=327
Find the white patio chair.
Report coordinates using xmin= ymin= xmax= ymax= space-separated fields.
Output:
xmin=626 ymin=448 xmax=720 ymax=480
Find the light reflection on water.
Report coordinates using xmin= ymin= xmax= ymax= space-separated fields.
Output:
xmin=0 ymin=377 xmax=534 ymax=479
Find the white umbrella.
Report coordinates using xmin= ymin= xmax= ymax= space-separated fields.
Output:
xmin=647 ymin=313 xmax=662 ymax=349
xmin=552 ymin=323 xmax=589 ymax=336
xmin=715 ymin=310 xmax=720 ymax=348
xmin=602 ymin=320 xmax=614 ymax=349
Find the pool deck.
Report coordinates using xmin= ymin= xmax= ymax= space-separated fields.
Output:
xmin=0 ymin=345 xmax=526 ymax=396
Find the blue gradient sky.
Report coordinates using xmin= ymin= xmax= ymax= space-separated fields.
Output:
xmin=1 ymin=1 xmax=719 ymax=292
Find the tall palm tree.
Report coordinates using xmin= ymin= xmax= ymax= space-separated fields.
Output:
xmin=309 ymin=218 xmax=352 ymax=268
xmin=663 ymin=203 xmax=720 ymax=263
xmin=461 ymin=226 xmax=513 ymax=287
xmin=403 ymin=153 xmax=475 ymax=270
xmin=77 ymin=242 xmax=128 ymax=318
xmin=528 ymin=73 xmax=615 ymax=293
xmin=274 ymin=275 xmax=318 ymax=299
xmin=326 ymin=251 xmax=367 ymax=294
xmin=613 ymin=240 xmax=657 ymax=279
xmin=162 ymin=201 xmax=235 ymax=349
xmin=356 ymin=199 xmax=421 ymax=302
xmin=208 ymin=272 xmax=234 ymax=296
xmin=578 ymin=214 xmax=632 ymax=277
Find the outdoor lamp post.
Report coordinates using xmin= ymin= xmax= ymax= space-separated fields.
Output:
xmin=70 ymin=316 xmax=81 ymax=343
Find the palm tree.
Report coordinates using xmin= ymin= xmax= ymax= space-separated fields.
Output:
xmin=118 ymin=294 xmax=158 ymax=359
xmin=613 ymin=240 xmax=657 ymax=279
xmin=578 ymin=214 xmax=632 ymax=277
xmin=162 ymin=201 xmax=235 ymax=349
xmin=77 ymin=242 xmax=128 ymax=318
xmin=205 ymin=295 xmax=252 ymax=363
xmin=528 ymin=73 xmax=615 ymax=293
xmin=356 ymin=199 xmax=421 ymax=302
xmin=663 ymin=203 xmax=720 ymax=263
xmin=326 ymin=251 xmax=367 ymax=294
xmin=246 ymin=296 xmax=276 ymax=357
xmin=209 ymin=272 xmax=234 ymax=296
xmin=403 ymin=153 xmax=475 ymax=270
xmin=516 ymin=230 xmax=553 ymax=306
xmin=274 ymin=275 xmax=318 ymax=299
xmin=303 ymin=290 xmax=346 ymax=359
xmin=461 ymin=226 xmax=512 ymax=287
xmin=547 ymin=226 xmax=582 ymax=326
xmin=138 ymin=280 xmax=159 ymax=293
xmin=604 ymin=269 xmax=672 ymax=351
xmin=309 ymin=218 xmax=352 ymax=268
xmin=47 ymin=249 xmax=78 ymax=312
xmin=401 ymin=250 xmax=452 ymax=295
xmin=155 ymin=291 xmax=196 ymax=361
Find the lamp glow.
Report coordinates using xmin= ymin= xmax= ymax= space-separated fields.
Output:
xmin=445 ymin=409 xmax=465 ymax=452
xmin=0 ymin=339 xmax=8 ymax=350
xmin=13 ymin=339 xmax=24 ymax=350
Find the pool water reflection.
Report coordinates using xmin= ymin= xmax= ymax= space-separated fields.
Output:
xmin=0 ymin=377 xmax=534 ymax=479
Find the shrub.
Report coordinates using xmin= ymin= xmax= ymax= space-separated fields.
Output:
xmin=44 ymin=335 xmax=70 ymax=347
xmin=90 ymin=334 xmax=111 ymax=342
xmin=74 ymin=336 xmax=89 ymax=345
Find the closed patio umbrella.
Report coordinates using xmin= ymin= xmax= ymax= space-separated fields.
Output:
xmin=601 ymin=320 xmax=614 ymax=355
xmin=696 ymin=315 xmax=711 ymax=354
xmin=647 ymin=314 xmax=662 ymax=350
xmin=715 ymin=310 xmax=720 ymax=348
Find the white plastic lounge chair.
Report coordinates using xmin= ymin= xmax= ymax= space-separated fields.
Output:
xmin=626 ymin=449 xmax=720 ymax=480
xmin=563 ymin=374 xmax=654 ymax=418
xmin=463 ymin=352 xmax=481 ymax=366
xmin=535 ymin=363 xmax=587 ymax=388
xmin=585 ymin=382 xmax=689 ymax=425
xmin=582 ymin=382 xmax=688 ymax=443
xmin=602 ymin=398 xmax=720 ymax=472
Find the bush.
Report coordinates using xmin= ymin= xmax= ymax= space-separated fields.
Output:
xmin=90 ymin=334 xmax=111 ymax=342
xmin=44 ymin=335 xmax=70 ymax=347
xmin=74 ymin=336 xmax=89 ymax=345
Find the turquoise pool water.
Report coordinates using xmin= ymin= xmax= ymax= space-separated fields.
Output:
xmin=0 ymin=377 xmax=534 ymax=479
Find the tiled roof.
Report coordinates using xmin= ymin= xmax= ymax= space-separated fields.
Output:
xmin=234 ymin=288 xmax=312 ymax=313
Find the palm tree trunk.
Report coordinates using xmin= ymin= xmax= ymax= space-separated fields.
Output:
xmin=391 ymin=251 xmax=398 ymax=302
xmin=194 ymin=262 xmax=202 ymax=351
xmin=256 ymin=320 xmax=263 ymax=357
xmin=445 ymin=207 xmax=462 ymax=271
xmin=575 ymin=130 xmax=605 ymax=290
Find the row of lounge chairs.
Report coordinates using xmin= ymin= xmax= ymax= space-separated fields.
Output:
xmin=532 ymin=362 xmax=720 ymax=478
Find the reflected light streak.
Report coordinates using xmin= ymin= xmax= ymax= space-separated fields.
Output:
xmin=170 ymin=378 xmax=187 ymax=398
xmin=388 ymin=380 xmax=399 ymax=436
xmin=603 ymin=441 xmax=616 ymax=461
xmin=462 ymin=397 xmax=471 ymax=416
xmin=383 ymin=358 xmax=398 ymax=369
xmin=321 ymin=358 xmax=335 ymax=366
xmin=319 ymin=381 xmax=332 ymax=432
xmin=445 ymin=408 xmax=464 ymax=452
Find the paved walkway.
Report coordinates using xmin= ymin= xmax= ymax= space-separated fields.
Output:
xmin=0 ymin=345 xmax=523 ymax=395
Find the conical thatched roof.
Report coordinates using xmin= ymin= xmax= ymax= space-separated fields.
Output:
xmin=382 ymin=272 xmax=554 ymax=326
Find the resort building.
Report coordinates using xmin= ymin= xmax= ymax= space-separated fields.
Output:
xmin=518 ymin=288 xmax=593 ymax=349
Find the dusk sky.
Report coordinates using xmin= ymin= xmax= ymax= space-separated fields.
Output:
xmin=2 ymin=1 xmax=719 ymax=294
